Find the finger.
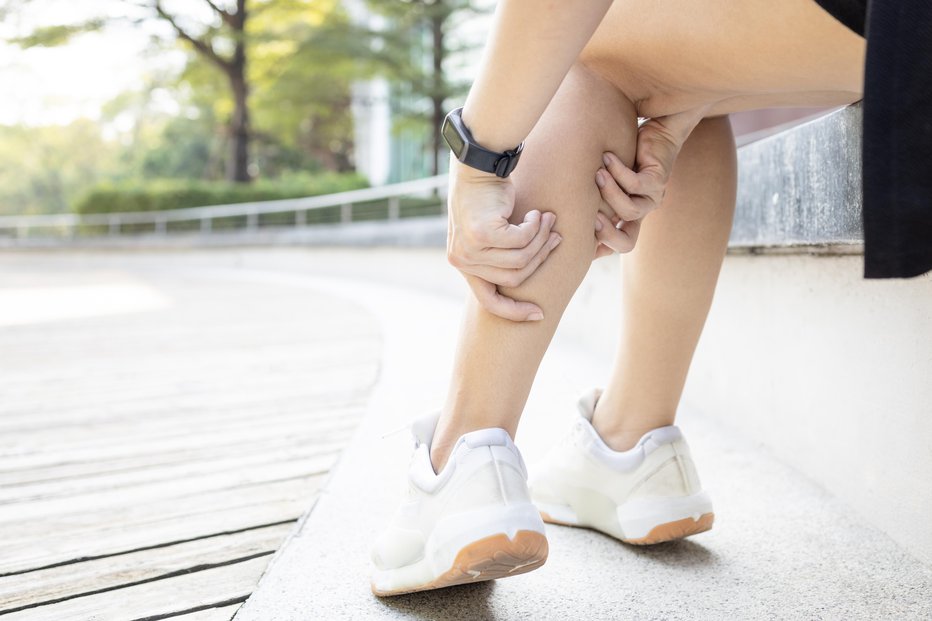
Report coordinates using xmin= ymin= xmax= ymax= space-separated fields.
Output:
xmin=603 ymin=151 xmax=665 ymax=204
xmin=465 ymin=274 xmax=544 ymax=322
xmin=604 ymin=151 xmax=666 ymax=204
xmin=602 ymin=152 xmax=646 ymax=195
xmin=596 ymin=168 xmax=653 ymax=221
xmin=467 ymin=232 xmax=562 ymax=288
xmin=479 ymin=212 xmax=556 ymax=269
xmin=489 ymin=209 xmax=553 ymax=250
xmin=594 ymin=242 xmax=615 ymax=260
xmin=594 ymin=212 xmax=641 ymax=254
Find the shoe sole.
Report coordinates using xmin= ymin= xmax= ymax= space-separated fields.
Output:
xmin=371 ymin=529 xmax=548 ymax=597
xmin=540 ymin=510 xmax=714 ymax=545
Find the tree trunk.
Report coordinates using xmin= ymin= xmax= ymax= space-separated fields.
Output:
xmin=227 ymin=0 xmax=250 ymax=183
xmin=430 ymin=12 xmax=445 ymax=177
xmin=228 ymin=72 xmax=250 ymax=182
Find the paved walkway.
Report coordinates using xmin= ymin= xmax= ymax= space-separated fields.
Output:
xmin=0 ymin=252 xmax=381 ymax=620
xmin=231 ymin=250 xmax=932 ymax=621
xmin=2 ymin=249 xmax=931 ymax=621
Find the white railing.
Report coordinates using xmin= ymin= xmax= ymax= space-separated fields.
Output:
xmin=0 ymin=175 xmax=449 ymax=240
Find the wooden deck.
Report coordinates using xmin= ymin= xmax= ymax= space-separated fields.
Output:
xmin=0 ymin=257 xmax=381 ymax=620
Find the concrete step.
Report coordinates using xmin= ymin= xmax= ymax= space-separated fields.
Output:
xmin=229 ymin=255 xmax=932 ymax=621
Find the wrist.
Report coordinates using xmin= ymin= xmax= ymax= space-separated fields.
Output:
xmin=450 ymin=158 xmax=509 ymax=184
xmin=461 ymin=106 xmax=523 ymax=154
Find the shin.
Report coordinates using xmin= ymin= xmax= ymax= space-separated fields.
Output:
xmin=592 ymin=116 xmax=738 ymax=450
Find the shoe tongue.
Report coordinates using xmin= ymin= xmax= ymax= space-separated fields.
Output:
xmin=411 ymin=411 xmax=441 ymax=447
xmin=577 ymin=388 xmax=602 ymax=421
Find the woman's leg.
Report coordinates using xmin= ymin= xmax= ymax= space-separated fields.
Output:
xmin=430 ymin=65 xmax=639 ymax=472
xmin=431 ymin=0 xmax=865 ymax=472
xmin=591 ymin=116 xmax=737 ymax=450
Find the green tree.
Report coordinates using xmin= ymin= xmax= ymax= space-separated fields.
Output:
xmin=370 ymin=0 xmax=487 ymax=176
xmin=6 ymin=0 xmax=365 ymax=183
xmin=0 ymin=121 xmax=121 ymax=215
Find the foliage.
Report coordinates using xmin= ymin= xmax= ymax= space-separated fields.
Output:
xmin=5 ymin=0 xmax=373 ymax=185
xmin=0 ymin=121 xmax=123 ymax=216
xmin=0 ymin=0 xmax=479 ymax=213
xmin=73 ymin=172 xmax=368 ymax=215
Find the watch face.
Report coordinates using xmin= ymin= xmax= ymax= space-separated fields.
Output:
xmin=442 ymin=116 xmax=466 ymax=157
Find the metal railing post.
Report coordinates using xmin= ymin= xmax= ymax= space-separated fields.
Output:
xmin=200 ymin=217 xmax=212 ymax=234
xmin=247 ymin=210 xmax=258 ymax=232
xmin=108 ymin=216 xmax=119 ymax=236
xmin=388 ymin=197 xmax=400 ymax=221
xmin=155 ymin=217 xmax=167 ymax=235
xmin=295 ymin=210 xmax=306 ymax=227
xmin=340 ymin=203 xmax=352 ymax=224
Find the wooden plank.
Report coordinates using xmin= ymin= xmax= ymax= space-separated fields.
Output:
xmin=0 ymin=453 xmax=338 ymax=525
xmin=0 ymin=441 xmax=343 ymax=504
xmin=168 ymin=604 xmax=240 ymax=621
xmin=0 ymin=523 xmax=293 ymax=612
xmin=0 ymin=405 xmax=359 ymax=472
xmin=0 ymin=425 xmax=357 ymax=486
xmin=0 ymin=345 xmax=380 ymax=408
xmin=0 ymin=329 xmax=378 ymax=373
xmin=0 ymin=555 xmax=271 ymax=621
xmin=0 ymin=391 xmax=367 ymax=435
xmin=0 ymin=477 xmax=323 ymax=573
xmin=1 ymin=475 xmax=319 ymax=546
xmin=0 ymin=362 xmax=378 ymax=423
xmin=169 ymin=604 xmax=240 ymax=621
xmin=0 ymin=416 xmax=357 ymax=472
xmin=0 ymin=398 xmax=364 ymax=455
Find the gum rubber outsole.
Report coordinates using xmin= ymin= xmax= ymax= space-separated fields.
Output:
xmin=371 ymin=530 xmax=549 ymax=597
xmin=539 ymin=511 xmax=715 ymax=545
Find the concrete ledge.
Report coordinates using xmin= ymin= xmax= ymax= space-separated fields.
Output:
xmin=732 ymin=104 xmax=863 ymax=249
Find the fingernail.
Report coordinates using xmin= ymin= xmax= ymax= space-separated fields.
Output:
xmin=602 ymin=153 xmax=612 ymax=167
xmin=595 ymin=218 xmax=603 ymax=232
xmin=527 ymin=312 xmax=544 ymax=321
xmin=551 ymin=234 xmax=562 ymax=247
xmin=595 ymin=170 xmax=606 ymax=187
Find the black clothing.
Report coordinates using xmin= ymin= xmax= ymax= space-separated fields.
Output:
xmin=813 ymin=0 xmax=866 ymax=35
xmin=862 ymin=1 xmax=932 ymax=278
xmin=816 ymin=0 xmax=932 ymax=278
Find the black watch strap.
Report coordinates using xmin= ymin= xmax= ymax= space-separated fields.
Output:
xmin=441 ymin=107 xmax=524 ymax=178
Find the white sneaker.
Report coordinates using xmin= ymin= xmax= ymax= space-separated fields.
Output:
xmin=370 ymin=412 xmax=548 ymax=596
xmin=529 ymin=389 xmax=714 ymax=544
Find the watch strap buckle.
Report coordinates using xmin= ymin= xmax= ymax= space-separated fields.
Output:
xmin=493 ymin=147 xmax=523 ymax=178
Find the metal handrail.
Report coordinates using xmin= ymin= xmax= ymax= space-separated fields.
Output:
xmin=0 ymin=174 xmax=448 ymax=238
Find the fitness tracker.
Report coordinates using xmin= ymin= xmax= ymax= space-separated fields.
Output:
xmin=441 ymin=107 xmax=524 ymax=178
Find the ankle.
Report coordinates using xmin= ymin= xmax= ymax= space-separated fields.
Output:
xmin=590 ymin=396 xmax=675 ymax=453
xmin=427 ymin=419 xmax=471 ymax=474
xmin=589 ymin=422 xmax=656 ymax=452
xmin=428 ymin=440 xmax=454 ymax=474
